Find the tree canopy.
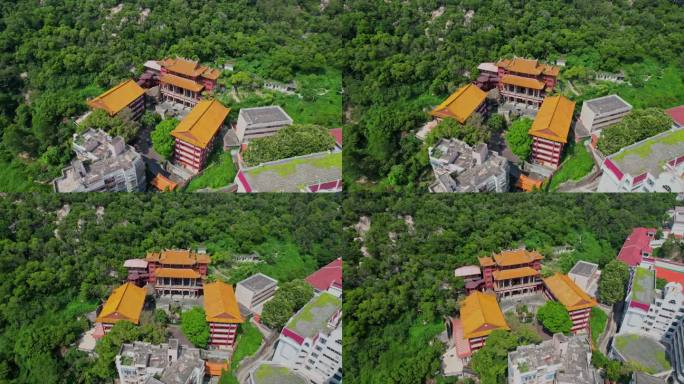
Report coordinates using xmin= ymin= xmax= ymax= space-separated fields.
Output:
xmin=261 ymin=279 xmax=314 ymax=329
xmin=536 ymin=301 xmax=572 ymax=334
xmin=598 ymin=260 xmax=631 ymax=305
xmin=151 ymin=118 xmax=179 ymax=159
xmin=596 ymin=108 xmax=674 ymax=155
xmin=181 ymin=308 xmax=210 ymax=348
xmin=242 ymin=124 xmax=337 ymax=166
xmin=505 ymin=118 xmax=533 ymax=161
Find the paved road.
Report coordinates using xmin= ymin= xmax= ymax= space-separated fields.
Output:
xmin=235 ymin=320 xmax=277 ymax=383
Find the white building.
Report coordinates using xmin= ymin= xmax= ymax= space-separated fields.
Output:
xmin=568 ymin=261 xmax=601 ymax=297
xmin=235 ymin=273 xmax=277 ymax=315
xmin=671 ymin=207 xmax=684 ymax=238
xmin=235 ymin=106 xmax=293 ymax=143
xmin=115 ymin=339 xmax=204 ymax=384
xmin=668 ymin=311 xmax=684 ymax=384
xmin=577 ymin=94 xmax=632 ymax=137
xmin=272 ymin=292 xmax=342 ymax=384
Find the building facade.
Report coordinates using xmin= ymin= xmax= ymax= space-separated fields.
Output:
xmin=568 ymin=261 xmax=601 ymax=298
xmin=543 ymin=273 xmax=597 ymax=333
xmin=577 ymin=94 xmax=632 ymax=137
xmin=528 ymin=95 xmax=575 ymax=169
xmin=145 ymin=249 xmax=210 ymax=297
xmin=496 ymin=57 xmax=560 ymax=109
xmin=236 ymin=273 xmax=278 ymax=315
xmin=87 ymin=79 xmax=146 ymax=121
xmin=457 ymin=291 xmax=509 ymax=353
xmin=159 ymin=57 xmax=221 ymax=107
xmin=478 ymin=249 xmax=544 ymax=298
xmin=123 ymin=259 xmax=148 ymax=286
xmin=668 ymin=313 xmax=684 ymax=384
xmin=203 ymin=281 xmax=243 ymax=348
xmin=235 ymin=106 xmax=293 ymax=143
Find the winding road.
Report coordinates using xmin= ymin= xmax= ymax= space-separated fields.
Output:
xmin=235 ymin=320 xmax=278 ymax=383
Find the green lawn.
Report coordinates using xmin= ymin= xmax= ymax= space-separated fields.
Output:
xmin=589 ymin=307 xmax=608 ymax=346
xmin=185 ymin=150 xmax=237 ymax=192
xmin=548 ymin=140 xmax=594 ymax=191
xmin=0 ymin=159 xmax=51 ymax=192
xmin=250 ymin=152 xmax=341 ymax=177
xmin=231 ymin=322 xmax=263 ymax=369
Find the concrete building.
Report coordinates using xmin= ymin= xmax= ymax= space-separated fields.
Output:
xmin=53 ymin=129 xmax=146 ymax=192
xmin=427 ymin=138 xmax=509 ymax=193
xmin=235 ymin=273 xmax=278 ymax=315
xmin=430 ymin=83 xmax=488 ymax=124
xmin=597 ymin=127 xmax=684 ymax=192
xmin=272 ymin=292 xmax=342 ymax=384
xmin=87 ymin=79 xmax=145 ymax=121
xmin=577 ymin=94 xmax=632 ymax=138
xmin=528 ymin=95 xmax=576 ymax=169
xmin=123 ymin=259 xmax=148 ymax=286
xmin=611 ymin=334 xmax=672 ymax=381
xmin=115 ymin=339 xmax=205 ymax=384
xmin=671 ymin=207 xmax=684 ymax=238
xmin=632 ymin=372 xmax=667 ymax=384
xmin=454 ymin=265 xmax=483 ymax=294
xmin=235 ymin=106 xmax=293 ymax=143
xmin=668 ymin=311 xmax=684 ymax=384
xmin=95 ymin=283 xmax=146 ymax=335
xmin=543 ymin=273 xmax=597 ymax=333
xmin=568 ymin=261 xmax=601 ymax=297
xmin=507 ymin=334 xmax=599 ymax=384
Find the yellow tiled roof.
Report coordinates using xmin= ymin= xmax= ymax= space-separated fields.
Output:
xmin=171 ymin=100 xmax=230 ymax=149
xmin=493 ymin=249 xmax=544 ymax=267
xmin=460 ymin=291 xmax=509 ymax=339
xmin=430 ymin=83 xmax=487 ymax=124
xmin=146 ymin=249 xmax=210 ymax=265
xmin=543 ymin=273 xmax=597 ymax=311
xmin=162 ymin=58 xmax=205 ymax=77
xmin=492 ymin=267 xmax=539 ymax=281
xmin=160 ymin=73 xmax=204 ymax=92
xmin=498 ymin=58 xmax=560 ymax=77
xmin=204 ymin=281 xmax=244 ymax=324
xmin=87 ymin=79 xmax=145 ymax=116
xmin=96 ymin=282 xmax=146 ymax=325
xmin=529 ymin=96 xmax=576 ymax=144
xmin=155 ymin=268 xmax=201 ymax=279
xmin=501 ymin=75 xmax=545 ymax=90
xmin=478 ymin=256 xmax=495 ymax=267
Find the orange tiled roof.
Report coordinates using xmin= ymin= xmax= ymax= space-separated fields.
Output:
xmin=460 ymin=291 xmax=509 ymax=339
xmin=492 ymin=267 xmax=539 ymax=281
xmin=430 ymin=83 xmax=487 ymax=124
xmin=160 ymin=73 xmax=205 ymax=93
xmin=501 ymin=75 xmax=545 ymax=90
xmin=493 ymin=249 xmax=544 ymax=267
xmin=96 ymin=282 xmax=146 ymax=324
xmin=155 ymin=268 xmax=201 ymax=279
xmin=146 ymin=249 xmax=210 ymax=265
xmin=498 ymin=58 xmax=560 ymax=77
xmin=478 ymin=256 xmax=495 ymax=267
xmin=206 ymin=361 xmax=229 ymax=376
xmin=151 ymin=174 xmax=178 ymax=192
xmin=202 ymin=68 xmax=221 ymax=80
xmin=543 ymin=273 xmax=597 ymax=311
xmin=171 ymin=100 xmax=230 ymax=149
xmin=517 ymin=175 xmax=543 ymax=192
xmin=87 ymin=79 xmax=145 ymax=116
xmin=204 ymin=281 xmax=244 ymax=324
xmin=161 ymin=57 xmax=221 ymax=80
xmin=529 ymin=96 xmax=576 ymax=144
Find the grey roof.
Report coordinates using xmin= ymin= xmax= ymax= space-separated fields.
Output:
xmin=238 ymin=273 xmax=277 ymax=292
xmin=286 ymin=292 xmax=341 ymax=338
xmin=607 ymin=128 xmax=684 ymax=178
xmin=584 ymin=94 xmax=632 ymax=115
xmin=118 ymin=340 xmax=203 ymax=384
xmin=569 ymin=261 xmax=599 ymax=278
xmin=251 ymin=363 xmax=307 ymax=384
xmin=631 ymin=267 xmax=656 ymax=305
xmin=239 ymin=151 xmax=341 ymax=192
xmin=240 ymin=106 xmax=293 ymax=126
xmin=223 ymin=129 xmax=240 ymax=148
xmin=633 ymin=371 xmax=667 ymax=384
xmin=613 ymin=334 xmax=670 ymax=374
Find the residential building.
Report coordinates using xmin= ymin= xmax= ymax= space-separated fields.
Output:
xmin=528 ymin=95 xmax=576 ymax=169
xmin=430 ymin=83 xmax=487 ymax=124
xmin=454 ymin=265 xmax=483 ymax=294
xmin=507 ymin=334 xmax=598 ymax=384
xmin=475 ymin=62 xmax=499 ymax=91
xmin=672 ymin=207 xmax=684 ymax=238
xmin=568 ymin=261 xmax=601 ymax=297
xmin=53 ymin=129 xmax=146 ymax=192
xmin=597 ymin=127 xmax=684 ymax=192
xmin=235 ymin=151 xmax=342 ymax=193
xmin=247 ymin=363 xmax=308 ymax=384
xmin=668 ymin=312 xmax=684 ymax=384
xmin=145 ymin=249 xmax=210 ymax=297
xmin=159 ymin=57 xmax=221 ymax=107
xmin=305 ymin=258 xmax=342 ymax=297
xmin=236 ymin=273 xmax=278 ymax=315
xmin=95 ymin=282 xmax=146 ymax=335
xmin=478 ymin=249 xmax=544 ymax=298
xmin=171 ymin=99 xmax=230 ymax=173
xmin=497 ymin=57 xmax=560 ymax=109
xmin=576 ymin=94 xmax=632 ymax=139
xmin=123 ymin=259 xmax=148 ymax=286
xmin=617 ymin=227 xmax=657 ymax=267
xmin=87 ymin=79 xmax=145 ymax=120
xmin=203 ymin=281 xmax=243 ymax=348
xmin=667 ymin=105 xmax=684 ymax=128
xmin=115 ymin=339 xmax=205 ymax=384
xmin=427 ymin=138 xmax=509 ymax=193
xmin=455 ymin=291 xmax=509 ymax=353
xmin=543 ymin=273 xmax=597 ymax=333
xmin=272 ymin=292 xmax=343 ymax=384
xmin=235 ymin=106 xmax=293 ymax=143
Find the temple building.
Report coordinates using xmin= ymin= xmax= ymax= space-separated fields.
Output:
xmin=497 ymin=57 xmax=560 ymax=109
xmin=454 ymin=265 xmax=483 ymax=294
xmin=95 ymin=282 xmax=146 ymax=335
xmin=87 ymin=79 xmax=146 ymax=121
xmin=145 ymin=249 xmax=210 ymax=297
xmin=430 ymin=83 xmax=487 ymax=124
xmin=123 ymin=259 xmax=148 ymax=286
xmin=171 ymin=99 xmax=230 ymax=173
xmin=159 ymin=57 xmax=221 ymax=107
xmin=203 ymin=281 xmax=243 ymax=348
xmin=528 ymin=95 xmax=576 ymax=169
xmin=478 ymin=249 xmax=544 ymax=298
xmin=452 ymin=291 xmax=509 ymax=354
xmin=543 ymin=273 xmax=597 ymax=334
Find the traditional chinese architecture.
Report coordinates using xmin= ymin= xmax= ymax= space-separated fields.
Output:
xmin=528 ymin=95 xmax=576 ymax=169
xmin=478 ymin=249 xmax=544 ymax=298
xmin=159 ymin=57 xmax=221 ymax=107
xmin=95 ymin=282 xmax=147 ymax=334
xmin=123 ymin=259 xmax=148 ymax=286
xmin=430 ymin=83 xmax=488 ymax=124
xmin=475 ymin=62 xmax=499 ymax=91
xmin=87 ymin=79 xmax=146 ymax=120
xmin=457 ymin=291 xmax=509 ymax=353
xmin=203 ymin=281 xmax=244 ymax=348
xmin=171 ymin=99 xmax=230 ymax=173
xmin=497 ymin=57 xmax=560 ymax=109
xmin=543 ymin=273 xmax=597 ymax=333
xmin=145 ymin=249 xmax=210 ymax=297
xmin=454 ymin=265 xmax=483 ymax=294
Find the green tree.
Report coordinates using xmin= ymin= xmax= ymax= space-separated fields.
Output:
xmin=506 ymin=118 xmax=533 ymax=161
xmin=596 ymin=108 xmax=673 ymax=155
xmin=425 ymin=117 xmax=490 ymax=147
xmin=598 ymin=260 xmax=630 ymax=305
xmin=151 ymin=118 xmax=179 ymax=159
xmin=536 ymin=301 xmax=572 ymax=334
xmin=242 ymin=125 xmax=336 ymax=166
xmin=181 ymin=308 xmax=210 ymax=348
xmin=471 ymin=330 xmax=518 ymax=384
xmin=83 ymin=109 xmax=140 ymax=142
xmin=229 ymin=71 xmax=254 ymax=97
xmin=261 ymin=295 xmax=294 ymax=330
xmin=278 ymin=279 xmax=314 ymax=310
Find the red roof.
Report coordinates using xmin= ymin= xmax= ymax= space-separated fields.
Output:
xmin=617 ymin=228 xmax=655 ymax=266
xmin=666 ymin=105 xmax=684 ymax=127
xmin=305 ymin=258 xmax=342 ymax=292
xmin=236 ymin=170 xmax=252 ymax=192
xmin=656 ymin=267 xmax=684 ymax=290
xmin=603 ymin=159 xmax=623 ymax=181
xmin=328 ymin=128 xmax=342 ymax=147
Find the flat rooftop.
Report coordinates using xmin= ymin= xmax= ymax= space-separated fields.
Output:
xmin=238 ymin=273 xmax=277 ymax=292
xmin=631 ymin=267 xmax=656 ymax=305
xmin=240 ymin=151 xmax=341 ymax=192
xmin=608 ymin=128 xmax=684 ymax=177
xmin=585 ymin=94 xmax=632 ymax=115
xmin=252 ymin=364 xmax=306 ymax=384
xmin=569 ymin=261 xmax=599 ymax=278
xmin=613 ymin=334 xmax=671 ymax=374
xmin=429 ymin=138 xmax=508 ymax=192
xmin=286 ymin=292 xmax=341 ymax=338
xmin=240 ymin=106 xmax=292 ymax=126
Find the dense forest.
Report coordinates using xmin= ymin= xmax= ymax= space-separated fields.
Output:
xmin=0 ymin=0 xmax=344 ymax=191
xmin=342 ymin=0 xmax=684 ymax=190
xmin=343 ymin=193 xmax=675 ymax=383
xmin=0 ymin=193 xmax=343 ymax=383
